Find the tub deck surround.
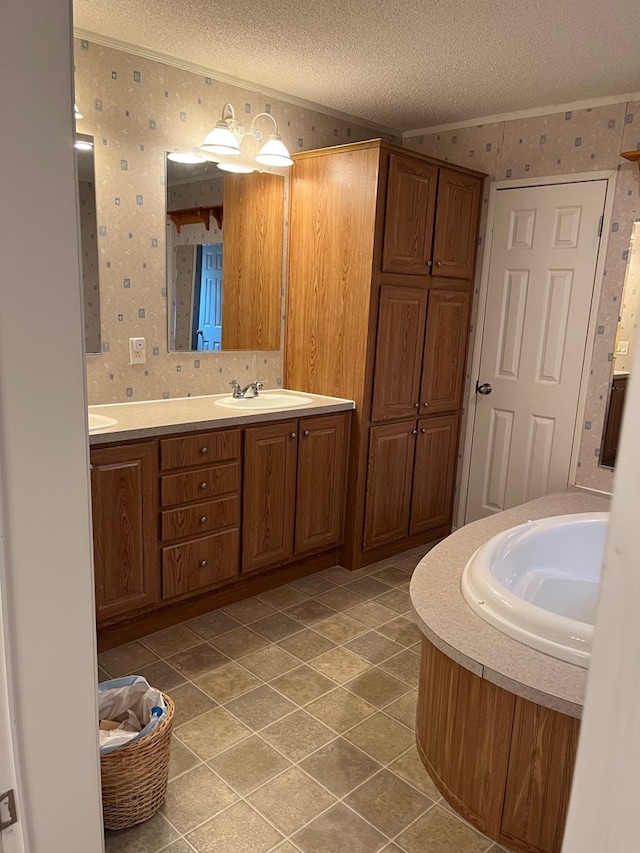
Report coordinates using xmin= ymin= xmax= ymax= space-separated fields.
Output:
xmin=88 ymin=390 xmax=355 ymax=445
xmin=410 ymin=489 xmax=610 ymax=717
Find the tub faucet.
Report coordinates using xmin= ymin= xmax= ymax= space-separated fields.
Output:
xmin=230 ymin=379 xmax=264 ymax=398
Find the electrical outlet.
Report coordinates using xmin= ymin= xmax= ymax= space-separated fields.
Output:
xmin=129 ymin=336 xmax=146 ymax=364
xmin=615 ymin=340 xmax=630 ymax=356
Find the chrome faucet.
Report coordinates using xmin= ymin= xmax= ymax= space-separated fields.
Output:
xmin=229 ymin=379 xmax=264 ymax=398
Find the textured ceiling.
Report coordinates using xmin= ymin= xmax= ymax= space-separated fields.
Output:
xmin=73 ymin=0 xmax=640 ymax=132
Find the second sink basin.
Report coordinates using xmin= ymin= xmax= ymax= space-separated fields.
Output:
xmin=214 ymin=392 xmax=314 ymax=411
xmin=88 ymin=412 xmax=118 ymax=432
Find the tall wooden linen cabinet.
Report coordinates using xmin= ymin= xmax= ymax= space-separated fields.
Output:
xmin=285 ymin=140 xmax=485 ymax=569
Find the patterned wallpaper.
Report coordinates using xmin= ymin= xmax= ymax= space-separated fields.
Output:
xmin=74 ymin=38 xmax=393 ymax=404
xmin=405 ymin=103 xmax=640 ymax=493
xmin=78 ymin=178 xmax=100 ymax=353
xmin=615 ymin=221 xmax=639 ymax=373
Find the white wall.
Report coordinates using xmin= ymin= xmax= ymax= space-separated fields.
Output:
xmin=0 ymin=1 xmax=104 ymax=850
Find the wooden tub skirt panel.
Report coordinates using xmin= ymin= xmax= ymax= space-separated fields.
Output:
xmin=416 ymin=637 xmax=581 ymax=853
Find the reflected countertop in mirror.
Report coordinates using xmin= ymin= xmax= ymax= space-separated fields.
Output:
xmin=166 ymin=156 xmax=285 ymax=354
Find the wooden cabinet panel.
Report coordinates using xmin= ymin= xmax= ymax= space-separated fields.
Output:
xmin=371 ymin=286 xmax=428 ymax=422
xmin=500 ymin=697 xmax=580 ymax=853
xmin=382 ymin=154 xmax=438 ymax=275
xmin=411 ymin=415 xmax=459 ymax=535
xmin=421 ymin=289 xmax=471 ymax=413
xmin=295 ymin=414 xmax=348 ymax=554
xmin=160 ymin=461 xmax=240 ymax=507
xmin=161 ymin=495 xmax=239 ymax=541
xmin=160 ymin=429 xmax=240 ymax=470
xmin=242 ymin=420 xmax=298 ymax=574
xmin=600 ymin=373 xmax=628 ymax=467
xmin=364 ymin=422 xmax=415 ymax=550
xmin=222 ymin=172 xmax=284 ymax=350
xmin=433 ymin=169 xmax=481 ymax=279
xmin=162 ymin=529 xmax=239 ymax=599
xmin=91 ymin=442 xmax=159 ymax=623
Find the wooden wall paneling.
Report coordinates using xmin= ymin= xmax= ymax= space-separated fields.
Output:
xmin=500 ymin=698 xmax=581 ymax=853
xmin=295 ymin=413 xmax=349 ymax=554
xmin=222 ymin=172 xmax=283 ymax=350
xmin=432 ymin=169 xmax=482 ymax=280
xmin=285 ymin=145 xmax=380 ymax=406
xmin=410 ymin=414 xmax=459 ymax=534
xmin=242 ymin=420 xmax=298 ymax=573
xmin=420 ymin=289 xmax=471 ymax=413
xmin=363 ymin=421 xmax=416 ymax=550
xmin=381 ymin=154 xmax=438 ymax=275
xmin=91 ymin=441 xmax=159 ymax=622
xmin=370 ymin=286 xmax=428 ymax=421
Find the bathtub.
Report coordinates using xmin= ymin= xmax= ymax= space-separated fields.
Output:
xmin=461 ymin=512 xmax=608 ymax=667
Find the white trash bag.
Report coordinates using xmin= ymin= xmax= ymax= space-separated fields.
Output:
xmin=98 ymin=675 xmax=167 ymax=755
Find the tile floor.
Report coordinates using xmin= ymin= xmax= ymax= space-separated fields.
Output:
xmin=98 ymin=549 xmax=512 ymax=853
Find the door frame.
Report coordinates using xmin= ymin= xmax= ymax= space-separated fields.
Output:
xmin=457 ymin=170 xmax=618 ymax=528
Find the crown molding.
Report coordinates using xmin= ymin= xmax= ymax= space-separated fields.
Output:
xmin=73 ymin=29 xmax=401 ymax=139
xmin=404 ymin=92 xmax=640 ymax=138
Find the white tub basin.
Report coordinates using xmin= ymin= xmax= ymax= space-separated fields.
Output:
xmin=88 ymin=412 xmax=118 ymax=432
xmin=214 ymin=392 xmax=313 ymax=410
xmin=461 ymin=512 xmax=608 ymax=667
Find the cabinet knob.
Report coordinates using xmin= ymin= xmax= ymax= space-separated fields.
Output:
xmin=412 ymin=429 xmax=418 ymax=435
xmin=414 ymin=403 xmax=419 ymax=409
xmin=199 ymin=481 xmax=208 ymax=490
xmin=427 ymin=260 xmax=433 ymax=268
xmin=421 ymin=428 xmax=427 ymax=433
xmin=199 ymin=516 xmax=207 ymax=524
xmin=199 ymin=559 xmax=208 ymax=568
xmin=200 ymin=447 xmax=208 ymax=455
xmin=303 ymin=430 xmax=310 ymax=436
xmin=290 ymin=432 xmax=296 ymax=438
xmin=436 ymin=261 xmax=442 ymax=267
xmin=89 ymin=463 xmax=94 ymax=471
xmin=423 ymin=402 xmax=429 ymax=407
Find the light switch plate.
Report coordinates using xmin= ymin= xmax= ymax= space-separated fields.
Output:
xmin=615 ymin=340 xmax=629 ymax=356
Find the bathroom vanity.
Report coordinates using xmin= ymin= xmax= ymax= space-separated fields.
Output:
xmin=89 ymin=391 xmax=353 ymax=650
xmin=410 ymin=489 xmax=610 ymax=853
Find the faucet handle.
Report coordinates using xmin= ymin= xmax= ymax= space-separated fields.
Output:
xmin=229 ymin=379 xmax=242 ymax=398
xmin=254 ymin=380 xmax=264 ymax=391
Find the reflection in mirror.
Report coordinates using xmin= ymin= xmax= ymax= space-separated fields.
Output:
xmin=76 ymin=134 xmax=101 ymax=353
xmin=166 ymin=156 xmax=284 ymax=352
xmin=600 ymin=220 xmax=639 ymax=468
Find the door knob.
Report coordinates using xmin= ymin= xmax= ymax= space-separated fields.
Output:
xmin=476 ymin=382 xmax=493 ymax=396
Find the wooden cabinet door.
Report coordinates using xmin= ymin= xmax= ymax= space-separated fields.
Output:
xmin=242 ymin=420 xmax=297 ymax=574
xmin=371 ymin=286 xmax=428 ymax=421
xmin=295 ymin=413 xmax=349 ymax=555
xmin=382 ymin=154 xmax=438 ymax=275
xmin=91 ymin=441 xmax=159 ymax=623
xmin=420 ymin=289 xmax=471 ymax=414
xmin=432 ymin=169 xmax=482 ymax=279
xmin=410 ymin=414 xmax=459 ymax=535
xmin=364 ymin=422 xmax=415 ymax=550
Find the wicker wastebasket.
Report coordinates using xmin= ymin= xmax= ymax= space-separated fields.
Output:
xmin=100 ymin=693 xmax=175 ymax=831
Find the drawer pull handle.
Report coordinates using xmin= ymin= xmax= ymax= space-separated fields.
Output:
xmin=290 ymin=432 xmax=296 ymax=439
xmin=199 ymin=560 xmax=208 ymax=568
xmin=199 ymin=482 xmax=208 ymax=490
xmin=199 ymin=516 xmax=207 ymax=523
xmin=303 ymin=430 xmax=310 ymax=436
xmin=200 ymin=447 xmax=209 ymax=455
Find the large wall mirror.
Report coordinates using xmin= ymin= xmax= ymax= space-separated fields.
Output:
xmin=77 ymin=134 xmax=101 ymax=354
xmin=165 ymin=157 xmax=284 ymax=352
xmin=600 ymin=219 xmax=639 ymax=468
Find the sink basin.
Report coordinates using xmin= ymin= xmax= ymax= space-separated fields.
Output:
xmin=214 ymin=392 xmax=314 ymax=411
xmin=88 ymin=412 xmax=118 ymax=432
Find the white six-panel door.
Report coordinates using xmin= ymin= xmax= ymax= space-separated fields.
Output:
xmin=465 ymin=180 xmax=607 ymax=522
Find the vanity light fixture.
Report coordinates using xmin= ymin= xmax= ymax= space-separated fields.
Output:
xmin=74 ymin=103 xmax=83 ymax=120
xmin=167 ymin=149 xmax=207 ymax=164
xmin=74 ymin=132 xmax=94 ymax=152
xmin=200 ymin=103 xmax=293 ymax=171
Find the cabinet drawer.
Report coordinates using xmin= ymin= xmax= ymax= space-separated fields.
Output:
xmin=161 ymin=496 xmax=239 ymax=541
xmin=161 ymin=462 xmax=240 ymax=507
xmin=160 ymin=429 xmax=240 ymax=470
xmin=162 ymin=529 xmax=239 ymax=599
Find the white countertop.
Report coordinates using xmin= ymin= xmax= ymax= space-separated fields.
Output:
xmin=88 ymin=390 xmax=355 ymax=444
xmin=410 ymin=489 xmax=611 ymax=717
